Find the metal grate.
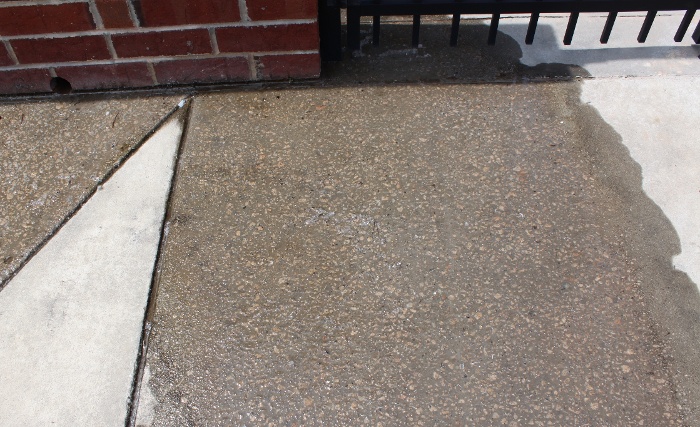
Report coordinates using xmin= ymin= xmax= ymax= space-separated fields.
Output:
xmin=319 ymin=0 xmax=700 ymax=60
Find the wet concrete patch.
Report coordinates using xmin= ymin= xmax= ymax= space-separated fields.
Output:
xmin=137 ymin=83 xmax=686 ymax=425
xmin=0 ymin=94 xmax=181 ymax=286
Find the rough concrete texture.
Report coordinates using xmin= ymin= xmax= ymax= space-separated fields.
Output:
xmin=0 ymin=111 xmax=184 ymax=426
xmin=137 ymin=81 xmax=693 ymax=425
xmin=578 ymin=77 xmax=700 ymax=425
xmin=0 ymin=94 xmax=181 ymax=286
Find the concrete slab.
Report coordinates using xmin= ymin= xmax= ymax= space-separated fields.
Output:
xmin=0 ymin=109 xmax=184 ymax=426
xmin=137 ymin=84 xmax=689 ymax=425
xmin=0 ymin=95 xmax=181 ymax=286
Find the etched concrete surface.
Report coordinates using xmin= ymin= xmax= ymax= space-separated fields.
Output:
xmin=0 ymin=95 xmax=180 ymax=286
xmin=0 ymin=111 xmax=183 ymax=427
xmin=137 ymin=85 xmax=688 ymax=426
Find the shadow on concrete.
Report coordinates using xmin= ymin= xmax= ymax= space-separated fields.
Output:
xmin=323 ymin=20 xmax=699 ymax=83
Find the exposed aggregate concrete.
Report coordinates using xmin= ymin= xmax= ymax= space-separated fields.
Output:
xmin=0 ymin=95 xmax=180 ymax=286
xmin=138 ymin=82 xmax=687 ymax=426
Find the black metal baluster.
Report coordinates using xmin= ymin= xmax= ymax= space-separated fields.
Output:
xmin=526 ymin=12 xmax=540 ymax=45
xmin=694 ymin=19 xmax=700 ymax=44
xmin=674 ymin=10 xmax=696 ymax=42
xmin=412 ymin=15 xmax=421 ymax=47
xmin=488 ymin=14 xmax=500 ymax=45
xmin=600 ymin=11 xmax=617 ymax=44
xmin=638 ymin=10 xmax=657 ymax=43
xmin=450 ymin=14 xmax=460 ymax=47
xmin=564 ymin=12 xmax=579 ymax=45
xmin=319 ymin=0 xmax=342 ymax=60
xmin=373 ymin=15 xmax=381 ymax=46
xmin=347 ymin=8 xmax=361 ymax=52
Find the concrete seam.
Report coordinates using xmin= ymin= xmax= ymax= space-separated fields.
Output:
xmin=146 ymin=61 xmax=158 ymax=85
xmin=208 ymin=28 xmax=220 ymax=54
xmin=105 ymin=34 xmax=118 ymax=59
xmin=0 ymin=101 xmax=187 ymax=291
xmin=247 ymin=53 xmax=257 ymax=80
xmin=48 ymin=67 xmax=57 ymax=77
xmin=0 ymin=20 xmax=316 ymax=40
xmin=2 ymin=40 xmax=20 ymax=65
xmin=0 ymin=51 xmax=317 ymax=71
xmin=125 ymin=0 xmax=141 ymax=27
xmin=87 ymin=0 xmax=105 ymax=29
xmin=238 ymin=0 xmax=250 ymax=22
xmin=124 ymin=97 xmax=194 ymax=427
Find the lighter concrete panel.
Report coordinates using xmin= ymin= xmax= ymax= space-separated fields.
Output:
xmin=582 ymin=77 xmax=700 ymax=288
xmin=0 ymin=116 xmax=183 ymax=426
xmin=497 ymin=13 xmax=700 ymax=77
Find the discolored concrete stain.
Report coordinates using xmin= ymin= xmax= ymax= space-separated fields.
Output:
xmin=0 ymin=94 xmax=181 ymax=286
xmin=137 ymin=81 xmax=692 ymax=425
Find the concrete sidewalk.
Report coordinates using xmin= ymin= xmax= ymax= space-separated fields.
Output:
xmin=1 ymin=12 xmax=699 ymax=427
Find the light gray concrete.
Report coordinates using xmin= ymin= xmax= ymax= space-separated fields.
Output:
xmin=0 ymin=110 xmax=183 ymax=426
xmin=496 ymin=12 xmax=700 ymax=77
xmin=582 ymin=77 xmax=700 ymax=286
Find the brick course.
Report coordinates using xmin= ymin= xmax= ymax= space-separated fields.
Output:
xmin=0 ymin=3 xmax=95 ymax=36
xmin=257 ymin=53 xmax=320 ymax=80
xmin=138 ymin=0 xmax=240 ymax=26
xmin=247 ymin=0 xmax=317 ymax=21
xmin=154 ymin=57 xmax=250 ymax=84
xmin=0 ymin=68 xmax=51 ymax=94
xmin=0 ymin=43 xmax=13 ymax=66
xmin=55 ymin=62 xmax=154 ymax=90
xmin=96 ymin=0 xmax=135 ymax=29
xmin=11 ymin=36 xmax=111 ymax=64
xmin=0 ymin=0 xmax=320 ymax=95
xmin=112 ymin=29 xmax=212 ymax=57
xmin=217 ymin=23 xmax=319 ymax=53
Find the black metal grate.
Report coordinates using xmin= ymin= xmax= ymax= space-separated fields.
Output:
xmin=319 ymin=0 xmax=700 ymax=60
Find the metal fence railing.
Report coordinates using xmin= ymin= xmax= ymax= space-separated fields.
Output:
xmin=319 ymin=0 xmax=700 ymax=60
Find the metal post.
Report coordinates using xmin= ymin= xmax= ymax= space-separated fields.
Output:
xmin=319 ymin=0 xmax=343 ymax=60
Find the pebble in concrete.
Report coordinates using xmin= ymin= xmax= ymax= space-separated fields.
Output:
xmin=0 ymin=109 xmax=184 ymax=426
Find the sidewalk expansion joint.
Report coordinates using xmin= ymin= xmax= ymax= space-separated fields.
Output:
xmin=0 ymin=99 xmax=189 ymax=292
xmin=125 ymin=96 xmax=194 ymax=427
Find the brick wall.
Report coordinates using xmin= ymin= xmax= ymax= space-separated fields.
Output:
xmin=0 ymin=0 xmax=320 ymax=94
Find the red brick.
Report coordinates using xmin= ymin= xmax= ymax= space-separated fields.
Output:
xmin=96 ymin=0 xmax=134 ymax=28
xmin=0 ymin=4 xmax=94 ymax=36
xmin=0 ymin=68 xmax=51 ymax=94
xmin=11 ymin=36 xmax=110 ymax=64
xmin=139 ymin=0 xmax=239 ymax=26
xmin=55 ymin=62 xmax=153 ymax=90
xmin=247 ymin=0 xmax=317 ymax=21
xmin=217 ymin=23 xmax=319 ymax=53
xmin=0 ymin=43 xmax=14 ymax=66
xmin=112 ymin=29 xmax=211 ymax=58
xmin=257 ymin=53 xmax=320 ymax=80
xmin=154 ymin=57 xmax=249 ymax=84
